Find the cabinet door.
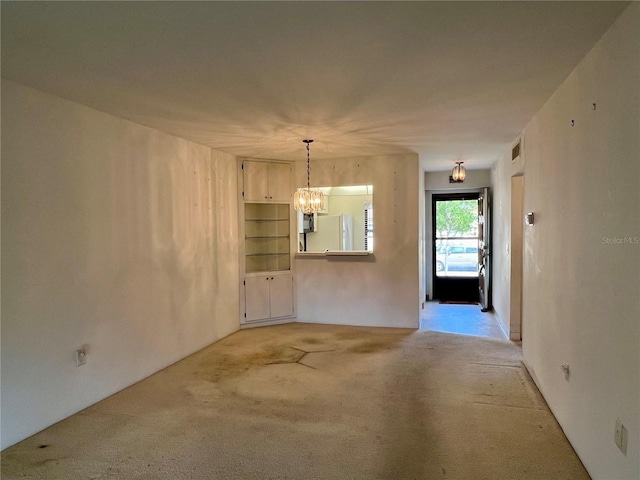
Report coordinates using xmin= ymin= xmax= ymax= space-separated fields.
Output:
xmin=244 ymin=276 xmax=271 ymax=322
xmin=269 ymin=273 xmax=294 ymax=318
xmin=243 ymin=161 xmax=270 ymax=202
xmin=268 ymin=163 xmax=292 ymax=202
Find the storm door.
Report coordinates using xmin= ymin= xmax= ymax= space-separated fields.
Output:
xmin=432 ymin=193 xmax=480 ymax=303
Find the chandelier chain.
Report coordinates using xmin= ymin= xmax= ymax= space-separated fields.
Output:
xmin=303 ymin=139 xmax=313 ymax=190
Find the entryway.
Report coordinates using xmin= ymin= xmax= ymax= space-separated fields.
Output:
xmin=420 ymin=301 xmax=507 ymax=339
xmin=425 ymin=187 xmax=495 ymax=338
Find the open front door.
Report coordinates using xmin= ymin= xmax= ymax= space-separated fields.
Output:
xmin=432 ymin=193 xmax=480 ymax=303
xmin=478 ymin=188 xmax=491 ymax=312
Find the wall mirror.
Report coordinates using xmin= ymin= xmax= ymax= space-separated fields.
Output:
xmin=297 ymin=185 xmax=373 ymax=253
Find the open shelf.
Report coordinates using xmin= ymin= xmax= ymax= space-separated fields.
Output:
xmin=245 ymin=203 xmax=290 ymax=273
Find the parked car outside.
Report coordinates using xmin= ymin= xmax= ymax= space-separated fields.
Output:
xmin=436 ymin=244 xmax=478 ymax=272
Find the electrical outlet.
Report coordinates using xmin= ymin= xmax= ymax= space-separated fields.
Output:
xmin=615 ymin=419 xmax=627 ymax=455
xmin=75 ymin=348 xmax=87 ymax=367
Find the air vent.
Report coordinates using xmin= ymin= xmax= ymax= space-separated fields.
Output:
xmin=512 ymin=140 xmax=521 ymax=161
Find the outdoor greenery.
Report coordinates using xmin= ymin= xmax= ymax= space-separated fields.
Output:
xmin=436 ymin=200 xmax=477 ymax=238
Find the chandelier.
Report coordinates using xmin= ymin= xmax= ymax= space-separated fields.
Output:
xmin=451 ymin=161 xmax=466 ymax=183
xmin=294 ymin=139 xmax=325 ymax=214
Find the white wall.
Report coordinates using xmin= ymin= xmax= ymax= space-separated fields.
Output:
xmin=424 ymin=169 xmax=492 ymax=191
xmin=492 ymin=4 xmax=639 ymax=477
xmin=1 ymin=81 xmax=240 ymax=449
xmin=295 ymin=154 xmax=420 ymax=328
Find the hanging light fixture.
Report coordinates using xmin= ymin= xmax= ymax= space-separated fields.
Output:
xmin=451 ymin=161 xmax=466 ymax=183
xmin=294 ymin=139 xmax=325 ymax=214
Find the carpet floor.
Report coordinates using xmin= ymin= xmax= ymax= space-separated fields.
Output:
xmin=1 ymin=323 xmax=589 ymax=480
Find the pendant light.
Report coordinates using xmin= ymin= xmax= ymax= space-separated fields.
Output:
xmin=294 ymin=139 xmax=325 ymax=214
xmin=451 ymin=161 xmax=466 ymax=183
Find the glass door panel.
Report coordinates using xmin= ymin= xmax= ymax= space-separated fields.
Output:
xmin=435 ymin=199 xmax=479 ymax=278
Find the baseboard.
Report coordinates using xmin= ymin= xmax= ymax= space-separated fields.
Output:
xmin=492 ymin=310 xmax=511 ymax=340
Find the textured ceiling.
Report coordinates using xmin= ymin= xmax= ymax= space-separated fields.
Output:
xmin=1 ymin=1 xmax=630 ymax=170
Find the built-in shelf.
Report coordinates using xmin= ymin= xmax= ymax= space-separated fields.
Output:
xmin=245 ymin=203 xmax=290 ymax=273
xmin=240 ymin=159 xmax=295 ymax=326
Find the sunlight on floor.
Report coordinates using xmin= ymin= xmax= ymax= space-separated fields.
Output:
xmin=420 ymin=301 xmax=507 ymax=340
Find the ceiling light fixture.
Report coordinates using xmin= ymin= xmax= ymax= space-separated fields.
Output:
xmin=294 ymin=139 xmax=325 ymax=214
xmin=451 ymin=161 xmax=466 ymax=183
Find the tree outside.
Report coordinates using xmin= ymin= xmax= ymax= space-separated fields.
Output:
xmin=435 ymin=200 xmax=477 ymax=239
xmin=435 ymin=199 xmax=479 ymax=276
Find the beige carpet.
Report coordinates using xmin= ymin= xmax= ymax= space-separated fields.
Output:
xmin=2 ymin=323 xmax=589 ymax=479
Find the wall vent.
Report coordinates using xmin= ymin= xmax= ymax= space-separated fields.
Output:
xmin=512 ymin=140 xmax=521 ymax=162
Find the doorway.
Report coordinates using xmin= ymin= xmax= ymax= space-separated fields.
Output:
xmin=432 ymin=193 xmax=480 ymax=303
xmin=510 ymin=175 xmax=525 ymax=340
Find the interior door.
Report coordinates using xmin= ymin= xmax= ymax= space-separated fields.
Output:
xmin=478 ymin=188 xmax=492 ymax=311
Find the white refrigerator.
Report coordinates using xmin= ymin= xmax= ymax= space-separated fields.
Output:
xmin=307 ymin=214 xmax=353 ymax=252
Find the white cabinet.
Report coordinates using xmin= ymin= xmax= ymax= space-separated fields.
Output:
xmin=243 ymin=160 xmax=291 ymax=203
xmin=244 ymin=273 xmax=294 ymax=322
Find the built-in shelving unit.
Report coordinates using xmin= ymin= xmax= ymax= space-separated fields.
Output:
xmin=239 ymin=158 xmax=295 ymax=326
xmin=244 ymin=203 xmax=290 ymax=273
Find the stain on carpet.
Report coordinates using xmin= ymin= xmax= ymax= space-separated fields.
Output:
xmin=194 ymin=345 xmax=306 ymax=383
xmin=349 ymin=340 xmax=396 ymax=353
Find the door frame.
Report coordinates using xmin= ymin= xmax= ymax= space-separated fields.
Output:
xmin=431 ymin=192 xmax=481 ymax=302
xmin=509 ymin=174 xmax=525 ymax=340
xmin=425 ymin=188 xmax=490 ymax=302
